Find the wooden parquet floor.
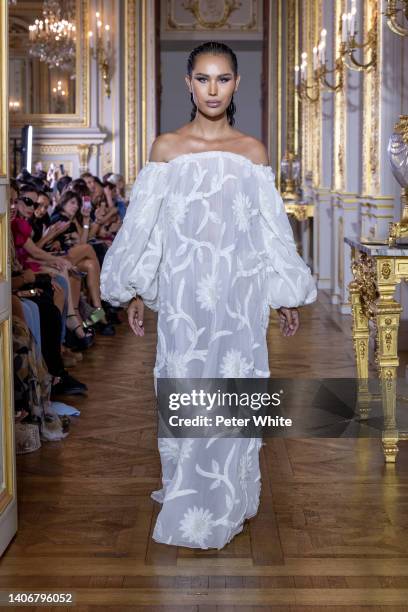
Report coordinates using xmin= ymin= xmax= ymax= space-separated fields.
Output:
xmin=3 ymin=290 xmax=408 ymax=610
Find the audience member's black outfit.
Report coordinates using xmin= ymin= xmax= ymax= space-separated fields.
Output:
xmin=13 ymin=272 xmax=88 ymax=396
xmin=30 ymin=213 xmax=51 ymax=245
xmin=49 ymin=210 xmax=78 ymax=252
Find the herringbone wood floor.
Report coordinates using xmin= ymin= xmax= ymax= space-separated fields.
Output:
xmin=3 ymin=290 xmax=408 ymax=611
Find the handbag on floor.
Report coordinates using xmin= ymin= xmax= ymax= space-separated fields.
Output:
xmin=15 ymin=422 xmax=41 ymax=454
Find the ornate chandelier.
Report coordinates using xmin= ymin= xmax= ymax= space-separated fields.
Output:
xmin=28 ymin=0 xmax=76 ymax=71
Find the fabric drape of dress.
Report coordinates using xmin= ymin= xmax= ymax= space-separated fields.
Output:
xmin=100 ymin=151 xmax=317 ymax=549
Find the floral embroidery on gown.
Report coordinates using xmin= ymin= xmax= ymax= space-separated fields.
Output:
xmin=100 ymin=150 xmax=317 ymax=550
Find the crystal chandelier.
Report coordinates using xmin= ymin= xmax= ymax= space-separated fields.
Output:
xmin=28 ymin=0 xmax=76 ymax=71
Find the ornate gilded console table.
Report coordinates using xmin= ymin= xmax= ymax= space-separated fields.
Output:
xmin=345 ymin=237 xmax=408 ymax=463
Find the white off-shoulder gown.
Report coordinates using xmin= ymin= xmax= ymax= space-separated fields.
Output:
xmin=100 ymin=151 xmax=317 ymax=550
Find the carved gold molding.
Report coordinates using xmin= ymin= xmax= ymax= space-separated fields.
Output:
xmin=32 ymin=143 xmax=95 ymax=174
xmin=301 ymin=0 xmax=316 ymax=182
xmin=0 ymin=212 xmax=7 ymax=282
xmin=338 ymin=216 xmax=344 ymax=288
xmin=0 ymin=5 xmax=8 ymax=177
xmin=182 ymin=0 xmax=241 ymax=29
xmin=333 ymin=0 xmax=346 ymax=191
xmin=313 ymin=0 xmax=322 ymax=188
xmin=285 ymin=0 xmax=298 ymax=158
xmin=0 ymin=317 xmax=16 ymax=511
xmin=277 ymin=0 xmax=282 ymax=189
xmin=125 ymin=0 xmax=138 ymax=186
xmin=362 ymin=0 xmax=381 ymax=195
xmin=37 ymin=145 xmax=83 ymax=155
xmin=165 ymin=0 xmax=258 ymax=32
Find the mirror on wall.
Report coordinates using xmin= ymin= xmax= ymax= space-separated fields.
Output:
xmin=9 ymin=0 xmax=79 ymax=118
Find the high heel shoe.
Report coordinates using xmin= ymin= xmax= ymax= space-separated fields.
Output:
xmin=66 ymin=314 xmax=88 ymax=339
xmin=65 ymin=312 xmax=94 ymax=350
xmin=83 ymin=307 xmax=107 ymax=328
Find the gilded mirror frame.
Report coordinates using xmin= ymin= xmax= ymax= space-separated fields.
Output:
xmin=10 ymin=0 xmax=89 ymax=129
xmin=0 ymin=2 xmax=8 ymax=177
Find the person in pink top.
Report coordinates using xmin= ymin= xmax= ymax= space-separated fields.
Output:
xmin=11 ymin=196 xmax=70 ymax=274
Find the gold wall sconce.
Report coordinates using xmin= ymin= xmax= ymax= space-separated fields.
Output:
xmin=295 ymin=26 xmax=344 ymax=103
xmin=9 ymin=99 xmax=21 ymax=111
xmin=88 ymin=10 xmax=112 ymax=98
xmin=295 ymin=53 xmax=320 ymax=103
xmin=314 ymin=28 xmax=344 ymax=93
xmin=340 ymin=0 xmax=378 ymax=71
xmin=383 ymin=0 xmax=408 ymax=37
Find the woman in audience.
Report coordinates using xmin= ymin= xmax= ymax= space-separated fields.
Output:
xmin=104 ymin=174 xmax=127 ymax=221
xmin=10 ymin=244 xmax=88 ymax=396
xmin=30 ymin=191 xmax=95 ymax=349
xmin=49 ymin=190 xmax=109 ymax=329
xmin=80 ymin=172 xmax=97 ymax=200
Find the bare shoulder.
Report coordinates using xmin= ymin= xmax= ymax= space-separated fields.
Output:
xmin=149 ymin=132 xmax=180 ymax=162
xmin=240 ymin=136 xmax=269 ymax=165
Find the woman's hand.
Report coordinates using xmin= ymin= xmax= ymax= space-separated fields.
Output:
xmin=95 ymin=210 xmax=103 ymax=222
xmin=48 ymin=220 xmax=71 ymax=237
xmin=277 ymin=307 xmax=299 ymax=336
xmin=127 ymin=296 xmax=145 ymax=336
xmin=104 ymin=186 xmax=114 ymax=207
xmin=81 ymin=206 xmax=91 ymax=219
xmin=49 ymin=256 xmax=72 ymax=272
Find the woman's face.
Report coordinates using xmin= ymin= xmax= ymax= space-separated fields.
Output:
xmin=185 ymin=53 xmax=240 ymax=122
xmin=94 ymin=182 xmax=103 ymax=197
xmin=35 ymin=195 xmax=50 ymax=218
xmin=21 ymin=189 xmax=38 ymax=203
xmin=62 ymin=197 xmax=79 ymax=217
xmin=16 ymin=197 xmax=35 ymax=219
xmin=83 ymin=175 xmax=96 ymax=193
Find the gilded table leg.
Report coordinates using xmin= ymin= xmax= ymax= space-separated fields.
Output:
xmin=374 ymin=260 xmax=402 ymax=463
xmin=349 ymin=278 xmax=370 ymax=420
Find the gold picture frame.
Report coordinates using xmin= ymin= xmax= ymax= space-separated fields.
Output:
xmin=9 ymin=0 xmax=90 ymax=129
xmin=0 ymin=5 xmax=8 ymax=177
xmin=0 ymin=317 xmax=15 ymax=513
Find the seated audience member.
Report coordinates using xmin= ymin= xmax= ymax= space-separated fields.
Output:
xmin=19 ymin=183 xmax=39 ymax=203
xmin=9 ymin=189 xmax=90 ymax=391
xmin=105 ymin=174 xmax=127 ymax=221
xmin=11 ymin=195 xmax=71 ymax=274
xmin=30 ymin=192 xmax=95 ymax=350
xmin=49 ymin=190 xmax=114 ymax=334
xmin=56 ymin=175 xmax=73 ymax=199
xmin=80 ymin=172 xmax=98 ymax=201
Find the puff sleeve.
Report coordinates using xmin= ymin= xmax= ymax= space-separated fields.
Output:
xmin=255 ymin=164 xmax=317 ymax=309
xmin=100 ymin=162 xmax=169 ymax=311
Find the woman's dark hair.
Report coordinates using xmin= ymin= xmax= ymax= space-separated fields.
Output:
xmin=94 ymin=176 xmax=104 ymax=188
xmin=54 ymin=189 xmax=83 ymax=223
xmin=103 ymin=180 xmax=115 ymax=191
xmin=10 ymin=178 xmax=19 ymax=195
xmin=20 ymin=183 xmax=38 ymax=195
xmin=68 ymin=178 xmax=91 ymax=198
xmin=36 ymin=190 xmax=51 ymax=202
xmin=30 ymin=196 xmax=51 ymax=239
xmin=187 ymin=41 xmax=238 ymax=126
xmin=56 ymin=175 xmax=72 ymax=194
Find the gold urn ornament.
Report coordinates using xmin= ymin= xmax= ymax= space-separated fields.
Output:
xmin=388 ymin=115 xmax=408 ymax=246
